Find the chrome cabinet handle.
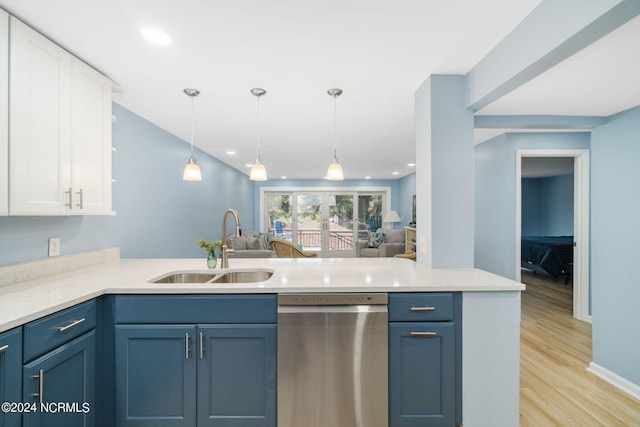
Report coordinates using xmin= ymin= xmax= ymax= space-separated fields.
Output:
xmin=0 ymin=344 xmax=8 ymax=353
xmin=410 ymin=306 xmax=435 ymax=311
xmin=32 ymin=369 xmax=44 ymax=404
xmin=57 ymin=318 xmax=86 ymax=332
xmin=76 ymin=188 xmax=84 ymax=209
xmin=185 ymin=333 xmax=190 ymax=360
xmin=65 ymin=187 xmax=73 ymax=209
xmin=410 ymin=331 xmax=438 ymax=337
xmin=199 ymin=332 xmax=205 ymax=359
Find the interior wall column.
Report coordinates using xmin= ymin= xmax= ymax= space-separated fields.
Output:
xmin=415 ymin=74 xmax=474 ymax=268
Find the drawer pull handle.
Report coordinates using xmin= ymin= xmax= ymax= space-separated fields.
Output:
xmin=0 ymin=344 xmax=8 ymax=353
xmin=410 ymin=331 xmax=438 ymax=337
xmin=410 ymin=306 xmax=435 ymax=311
xmin=185 ymin=333 xmax=191 ymax=360
xmin=200 ymin=332 xmax=205 ymax=359
xmin=58 ymin=318 xmax=86 ymax=332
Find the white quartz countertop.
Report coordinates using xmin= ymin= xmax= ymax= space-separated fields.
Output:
xmin=0 ymin=256 xmax=524 ymax=333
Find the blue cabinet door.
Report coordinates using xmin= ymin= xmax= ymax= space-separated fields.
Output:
xmin=1 ymin=327 xmax=22 ymax=427
xmin=22 ymin=330 xmax=96 ymax=427
xmin=114 ymin=325 xmax=197 ymax=427
xmin=197 ymin=325 xmax=276 ymax=427
xmin=389 ymin=322 xmax=455 ymax=427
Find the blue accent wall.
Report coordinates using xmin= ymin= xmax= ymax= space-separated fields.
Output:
xmin=591 ymin=105 xmax=640 ymax=387
xmin=522 ymin=174 xmax=574 ymax=236
xmin=474 ymin=132 xmax=589 ymax=279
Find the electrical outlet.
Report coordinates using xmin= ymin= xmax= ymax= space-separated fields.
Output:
xmin=48 ymin=237 xmax=61 ymax=257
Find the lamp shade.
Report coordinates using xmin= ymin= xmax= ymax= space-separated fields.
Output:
xmin=183 ymin=156 xmax=202 ymax=181
xmin=383 ymin=210 xmax=401 ymax=223
xmin=325 ymin=161 xmax=344 ymax=180
xmin=250 ymin=161 xmax=268 ymax=181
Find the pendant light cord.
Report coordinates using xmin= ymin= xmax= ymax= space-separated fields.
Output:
xmin=333 ymin=93 xmax=337 ymax=159
xmin=256 ymin=94 xmax=261 ymax=161
xmin=190 ymin=94 xmax=195 ymax=157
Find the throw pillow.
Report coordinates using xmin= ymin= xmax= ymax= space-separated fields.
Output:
xmin=246 ymin=237 xmax=262 ymax=250
xmin=368 ymin=230 xmax=385 ymax=248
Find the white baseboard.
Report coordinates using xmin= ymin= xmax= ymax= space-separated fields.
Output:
xmin=588 ymin=362 xmax=640 ymax=400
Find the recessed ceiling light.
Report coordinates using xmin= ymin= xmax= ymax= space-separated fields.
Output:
xmin=392 ymin=171 xmax=400 ymax=175
xmin=281 ymin=176 xmax=287 ymax=179
xmin=364 ymin=176 xmax=371 ymax=180
xmin=245 ymin=163 xmax=254 ymax=168
xmin=140 ymin=26 xmax=171 ymax=45
xmin=226 ymin=150 xmax=236 ymax=155
xmin=408 ymin=163 xmax=415 ymax=167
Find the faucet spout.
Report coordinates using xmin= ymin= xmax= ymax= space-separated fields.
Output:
xmin=221 ymin=208 xmax=242 ymax=269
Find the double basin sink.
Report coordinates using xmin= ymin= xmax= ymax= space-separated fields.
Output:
xmin=150 ymin=269 xmax=274 ymax=284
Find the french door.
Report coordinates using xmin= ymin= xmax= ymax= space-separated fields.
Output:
xmin=265 ymin=190 xmax=386 ymax=257
xmin=292 ymin=192 xmax=354 ymax=257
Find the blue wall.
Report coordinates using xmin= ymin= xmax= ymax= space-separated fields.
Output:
xmin=397 ymin=172 xmax=416 ymax=227
xmin=0 ymin=103 xmax=255 ymax=266
xmin=474 ymin=132 xmax=589 ymax=279
xmin=522 ymin=174 xmax=574 ymax=236
xmin=591 ymin=105 xmax=640 ymax=387
xmin=0 ymin=103 xmax=414 ymax=266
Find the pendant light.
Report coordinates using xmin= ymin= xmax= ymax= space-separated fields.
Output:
xmin=249 ymin=88 xmax=268 ymax=181
xmin=326 ymin=88 xmax=344 ymax=180
xmin=182 ymin=88 xmax=202 ymax=181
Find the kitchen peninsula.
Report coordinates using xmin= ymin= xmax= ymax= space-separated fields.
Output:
xmin=0 ymin=249 xmax=524 ymax=427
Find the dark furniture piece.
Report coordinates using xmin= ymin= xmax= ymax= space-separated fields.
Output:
xmin=521 ymin=235 xmax=573 ymax=283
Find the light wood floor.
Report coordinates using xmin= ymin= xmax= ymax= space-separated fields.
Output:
xmin=520 ymin=271 xmax=640 ymax=426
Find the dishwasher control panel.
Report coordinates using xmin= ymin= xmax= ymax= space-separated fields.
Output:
xmin=278 ymin=293 xmax=388 ymax=306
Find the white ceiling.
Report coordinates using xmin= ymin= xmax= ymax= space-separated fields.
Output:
xmin=1 ymin=1 xmax=637 ymax=180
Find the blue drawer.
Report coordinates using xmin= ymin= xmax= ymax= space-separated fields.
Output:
xmin=388 ymin=293 xmax=454 ymax=322
xmin=23 ymin=300 xmax=97 ymax=362
xmin=114 ymin=294 xmax=277 ymax=324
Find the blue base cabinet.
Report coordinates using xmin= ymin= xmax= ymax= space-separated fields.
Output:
xmin=22 ymin=330 xmax=96 ymax=427
xmin=113 ymin=295 xmax=277 ymax=427
xmin=388 ymin=293 xmax=460 ymax=427
xmin=0 ymin=327 xmax=23 ymax=427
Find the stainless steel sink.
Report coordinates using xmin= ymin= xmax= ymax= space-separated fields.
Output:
xmin=150 ymin=269 xmax=273 ymax=284
xmin=151 ymin=272 xmax=217 ymax=283
xmin=211 ymin=270 xmax=273 ymax=283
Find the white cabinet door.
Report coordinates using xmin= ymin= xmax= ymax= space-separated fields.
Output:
xmin=71 ymin=58 xmax=113 ymax=215
xmin=0 ymin=10 xmax=8 ymax=216
xmin=9 ymin=17 xmax=71 ymax=215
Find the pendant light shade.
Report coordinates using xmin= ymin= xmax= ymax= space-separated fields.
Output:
xmin=182 ymin=88 xmax=202 ymax=181
xmin=250 ymin=88 xmax=268 ymax=181
xmin=325 ymin=88 xmax=344 ymax=180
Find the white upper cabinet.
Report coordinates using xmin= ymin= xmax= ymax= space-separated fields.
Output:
xmin=8 ymin=16 xmax=113 ymax=215
xmin=0 ymin=10 xmax=8 ymax=216
xmin=70 ymin=58 xmax=113 ymax=214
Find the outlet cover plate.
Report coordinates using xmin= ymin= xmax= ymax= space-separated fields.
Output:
xmin=48 ymin=237 xmax=60 ymax=257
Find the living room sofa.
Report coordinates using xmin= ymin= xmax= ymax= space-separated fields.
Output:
xmin=227 ymin=231 xmax=274 ymax=258
xmin=355 ymin=228 xmax=405 ymax=257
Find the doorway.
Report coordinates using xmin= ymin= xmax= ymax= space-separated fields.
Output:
xmin=516 ymin=149 xmax=590 ymax=322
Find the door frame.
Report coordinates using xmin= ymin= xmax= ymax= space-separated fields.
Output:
xmin=515 ymin=149 xmax=590 ymax=322
xmin=260 ymin=186 xmax=392 ymax=257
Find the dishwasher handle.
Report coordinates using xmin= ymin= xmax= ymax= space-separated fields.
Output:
xmin=278 ymin=305 xmax=387 ymax=314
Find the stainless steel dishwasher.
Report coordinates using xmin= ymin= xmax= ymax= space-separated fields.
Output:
xmin=277 ymin=293 xmax=388 ymax=427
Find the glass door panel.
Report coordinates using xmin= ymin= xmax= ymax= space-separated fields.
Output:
xmin=266 ymin=193 xmax=292 ymax=240
xmin=357 ymin=194 xmax=383 ymax=241
xmin=294 ymin=193 xmax=322 ymax=252
xmin=327 ymin=193 xmax=355 ymax=256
